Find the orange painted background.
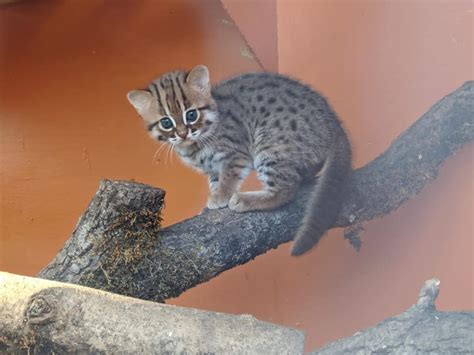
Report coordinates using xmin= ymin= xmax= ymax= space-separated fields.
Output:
xmin=0 ymin=0 xmax=472 ymax=351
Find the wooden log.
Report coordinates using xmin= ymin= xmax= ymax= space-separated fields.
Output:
xmin=0 ymin=272 xmax=305 ymax=354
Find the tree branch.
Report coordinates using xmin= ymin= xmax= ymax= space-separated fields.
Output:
xmin=39 ymin=81 xmax=473 ymax=302
xmin=312 ymin=279 xmax=474 ymax=354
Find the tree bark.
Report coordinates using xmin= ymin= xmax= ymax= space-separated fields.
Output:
xmin=0 ymin=272 xmax=304 ymax=354
xmin=2 ymin=273 xmax=471 ymax=354
xmin=39 ymin=81 xmax=474 ymax=302
xmin=312 ymin=279 xmax=474 ymax=354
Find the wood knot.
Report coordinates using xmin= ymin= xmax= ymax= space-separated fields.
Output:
xmin=25 ymin=295 xmax=55 ymax=325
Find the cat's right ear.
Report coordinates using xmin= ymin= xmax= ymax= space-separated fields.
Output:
xmin=127 ymin=90 xmax=153 ymax=114
xmin=186 ymin=65 xmax=210 ymax=94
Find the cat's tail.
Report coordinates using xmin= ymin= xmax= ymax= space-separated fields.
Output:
xmin=291 ymin=132 xmax=352 ymax=256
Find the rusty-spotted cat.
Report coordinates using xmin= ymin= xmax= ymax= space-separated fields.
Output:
xmin=127 ymin=65 xmax=351 ymax=256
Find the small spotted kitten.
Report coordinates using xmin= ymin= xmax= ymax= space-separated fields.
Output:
xmin=127 ymin=65 xmax=351 ymax=256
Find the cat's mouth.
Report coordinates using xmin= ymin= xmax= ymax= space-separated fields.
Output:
xmin=167 ymin=128 xmax=201 ymax=145
xmin=169 ymin=136 xmax=196 ymax=146
xmin=174 ymin=139 xmax=194 ymax=146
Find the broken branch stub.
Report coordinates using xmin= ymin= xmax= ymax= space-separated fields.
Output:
xmin=312 ymin=279 xmax=474 ymax=354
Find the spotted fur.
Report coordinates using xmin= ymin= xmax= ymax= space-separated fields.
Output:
xmin=127 ymin=65 xmax=352 ymax=256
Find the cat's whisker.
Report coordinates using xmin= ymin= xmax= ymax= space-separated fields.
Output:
xmin=165 ymin=144 xmax=172 ymax=168
xmin=200 ymin=136 xmax=212 ymax=150
xmin=162 ymin=144 xmax=169 ymax=167
xmin=199 ymin=133 xmax=217 ymax=150
xmin=170 ymin=143 xmax=176 ymax=165
xmin=153 ymin=143 xmax=168 ymax=164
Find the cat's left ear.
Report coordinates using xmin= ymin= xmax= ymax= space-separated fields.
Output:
xmin=186 ymin=65 xmax=210 ymax=93
xmin=127 ymin=90 xmax=153 ymax=114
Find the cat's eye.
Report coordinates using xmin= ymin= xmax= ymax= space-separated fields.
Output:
xmin=185 ymin=109 xmax=199 ymax=124
xmin=159 ymin=117 xmax=174 ymax=131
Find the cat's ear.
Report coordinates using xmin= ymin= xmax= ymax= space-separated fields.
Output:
xmin=186 ymin=65 xmax=210 ymax=93
xmin=127 ymin=90 xmax=153 ymax=114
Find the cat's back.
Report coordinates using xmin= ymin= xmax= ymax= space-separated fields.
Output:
xmin=214 ymin=72 xmax=317 ymax=99
xmin=212 ymin=72 xmax=343 ymax=137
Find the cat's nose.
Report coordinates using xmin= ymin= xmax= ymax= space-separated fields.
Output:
xmin=177 ymin=131 xmax=187 ymax=140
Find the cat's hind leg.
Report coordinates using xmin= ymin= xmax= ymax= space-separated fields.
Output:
xmin=228 ymin=188 xmax=296 ymax=212
xmin=228 ymin=159 xmax=300 ymax=212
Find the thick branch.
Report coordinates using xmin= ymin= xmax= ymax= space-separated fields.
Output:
xmin=312 ymin=279 xmax=474 ymax=354
xmin=0 ymin=272 xmax=304 ymax=354
xmin=39 ymin=81 xmax=473 ymax=302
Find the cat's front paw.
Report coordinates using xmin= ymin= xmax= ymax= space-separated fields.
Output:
xmin=207 ymin=194 xmax=230 ymax=209
xmin=228 ymin=192 xmax=253 ymax=212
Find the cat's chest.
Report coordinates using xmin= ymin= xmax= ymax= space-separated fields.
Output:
xmin=175 ymin=144 xmax=225 ymax=175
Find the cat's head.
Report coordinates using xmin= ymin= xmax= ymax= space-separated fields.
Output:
xmin=127 ymin=65 xmax=217 ymax=145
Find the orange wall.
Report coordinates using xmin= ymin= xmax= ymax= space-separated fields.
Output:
xmin=1 ymin=0 xmax=473 ymax=352
xmin=277 ymin=0 xmax=473 ymax=349
xmin=221 ymin=0 xmax=278 ymax=71
xmin=0 ymin=0 xmax=260 ymax=273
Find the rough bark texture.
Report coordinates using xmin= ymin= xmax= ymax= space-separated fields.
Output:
xmin=312 ymin=279 xmax=474 ymax=354
xmin=0 ymin=272 xmax=305 ymax=354
xmin=39 ymin=81 xmax=474 ymax=302
xmin=39 ymin=180 xmax=167 ymax=300
xmin=3 ymin=273 xmax=471 ymax=354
